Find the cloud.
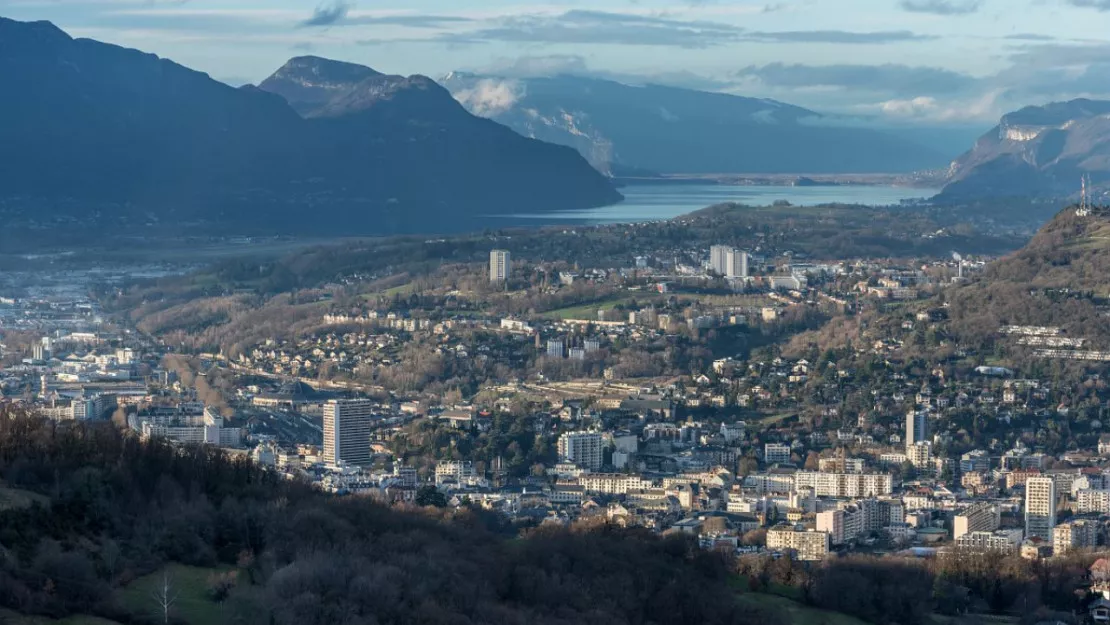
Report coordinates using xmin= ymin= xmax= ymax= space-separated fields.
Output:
xmin=874 ymin=90 xmax=1003 ymax=122
xmin=300 ymin=0 xmax=350 ymax=27
xmin=745 ymin=30 xmax=935 ymax=43
xmin=423 ymin=10 xmax=934 ymax=49
xmin=451 ymin=78 xmax=524 ymax=116
xmin=432 ymin=10 xmax=747 ymax=48
xmin=1066 ymin=0 xmax=1110 ymax=10
xmin=899 ymin=0 xmax=982 ymax=15
xmin=735 ymin=62 xmax=978 ymax=96
xmin=467 ymin=54 xmax=733 ymax=91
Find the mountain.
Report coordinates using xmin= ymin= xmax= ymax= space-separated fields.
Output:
xmin=440 ymin=73 xmax=945 ymax=175
xmin=939 ymin=99 xmax=1110 ymax=201
xmin=0 ymin=19 xmax=621 ymax=235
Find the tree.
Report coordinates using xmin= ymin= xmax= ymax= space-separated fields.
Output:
xmin=152 ymin=571 xmax=178 ymax=625
xmin=415 ymin=485 xmax=447 ymax=508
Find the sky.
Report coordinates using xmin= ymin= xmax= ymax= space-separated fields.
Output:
xmin=3 ymin=0 xmax=1110 ymax=126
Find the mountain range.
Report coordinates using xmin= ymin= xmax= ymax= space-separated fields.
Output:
xmin=939 ymin=99 xmax=1110 ymax=201
xmin=440 ymin=72 xmax=947 ymax=175
xmin=0 ymin=18 xmax=621 ymax=235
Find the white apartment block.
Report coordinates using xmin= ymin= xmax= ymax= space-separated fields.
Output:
xmin=955 ymin=529 xmax=1023 ymax=553
xmin=953 ymin=502 xmax=1001 ymax=540
xmin=743 ymin=473 xmax=796 ymax=494
xmin=577 ymin=473 xmax=651 ymax=495
xmin=489 ymin=249 xmax=511 ymax=283
xmin=1025 ymin=476 xmax=1057 ymax=540
xmin=793 ymin=471 xmax=894 ymax=498
xmin=558 ymin=431 xmax=604 ymax=471
xmin=709 ymin=245 xmax=732 ymax=276
xmin=766 ymin=525 xmax=830 ymax=561
xmin=764 ymin=443 xmax=792 ymax=464
xmin=1078 ymin=489 xmax=1110 ymax=514
xmin=907 ymin=441 xmax=933 ymax=469
xmin=323 ymin=399 xmax=375 ymax=467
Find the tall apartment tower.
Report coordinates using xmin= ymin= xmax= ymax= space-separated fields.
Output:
xmin=1025 ymin=476 xmax=1057 ymax=540
xmin=489 ymin=249 xmax=511 ymax=283
xmin=558 ymin=431 xmax=604 ymax=470
xmin=905 ymin=410 xmax=928 ymax=451
xmin=323 ymin=399 xmax=375 ymax=467
xmin=726 ymin=250 xmax=750 ymax=279
xmin=710 ymin=245 xmax=732 ymax=275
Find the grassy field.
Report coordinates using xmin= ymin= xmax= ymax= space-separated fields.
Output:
xmin=542 ymin=298 xmax=631 ymax=320
xmin=0 ymin=484 xmax=49 ymax=511
xmin=736 ymin=593 xmax=868 ymax=625
xmin=0 ymin=610 xmax=122 ymax=625
xmin=117 ymin=563 xmax=243 ymax=625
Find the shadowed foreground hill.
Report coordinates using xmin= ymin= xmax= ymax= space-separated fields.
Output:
xmin=0 ymin=410 xmax=771 ymax=625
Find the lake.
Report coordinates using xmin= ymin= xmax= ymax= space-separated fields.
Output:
xmin=509 ymin=183 xmax=940 ymax=224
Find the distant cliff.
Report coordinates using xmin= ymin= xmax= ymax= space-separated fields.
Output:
xmin=441 ymin=73 xmax=945 ymax=175
xmin=938 ymin=99 xmax=1110 ymax=201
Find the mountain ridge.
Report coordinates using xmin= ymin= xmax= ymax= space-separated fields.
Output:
xmin=0 ymin=17 xmax=622 ymax=235
xmin=441 ymin=72 xmax=947 ymax=175
xmin=939 ymin=98 xmax=1110 ymax=201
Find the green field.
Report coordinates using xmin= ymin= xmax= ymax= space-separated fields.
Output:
xmin=117 ymin=564 xmax=243 ymax=625
xmin=0 ymin=610 xmax=122 ymax=625
xmin=737 ymin=593 xmax=868 ymax=625
xmin=542 ymin=298 xmax=631 ymax=320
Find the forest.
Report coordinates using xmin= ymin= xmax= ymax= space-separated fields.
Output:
xmin=0 ymin=409 xmax=774 ymax=625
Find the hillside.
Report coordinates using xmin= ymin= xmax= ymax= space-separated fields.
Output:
xmin=0 ymin=410 xmax=772 ymax=625
xmin=942 ymin=205 xmax=1110 ymax=348
xmin=0 ymin=19 xmax=621 ymax=236
xmin=441 ymin=73 xmax=945 ymax=175
xmin=939 ymin=99 xmax=1110 ymax=201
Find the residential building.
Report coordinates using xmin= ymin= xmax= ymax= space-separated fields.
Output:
xmin=955 ymin=529 xmax=1024 ymax=553
xmin=1025 ymin=476 xmax=1057 ymax=540
xmin=908 ymin=441 xmax=933 ymax=469
xmin=953 ymin=502 xmax=1001 ymax=540
xmin=794 ymin=471 xmax=894 ymax=498
xmin=558 ymin=431 xmax=604 ymax=471
xmin=1054 ymin=519 xmax=1099 ymax=555
xmin=710 ymin=245 xmax=732 ymax=276
xmin=764 ymin=443 xmax=792 ymax=464
xmin=906 ymin=410 xmax=928 ymax=450
xmin=489 ymin=249 xmax=511 ymax=283
xmin=323 ymin=399 xmax=375 ymax=467
xmin=766 ymin=525 xmax=830 ymax=561
xmin=1079 ymin=489 xmax=1110 ymax=514
xmin=960 ymin=450 xmax=991 ymax=474
xmin=726 ymin=249 xmax=749 ymax=279
xmin=546 ymin=340 xmax=566 ymax=359
xmin=577 ymin=473 xmax=651 ymax=495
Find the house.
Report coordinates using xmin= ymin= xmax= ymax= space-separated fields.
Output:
xmin=1090 ymin=597 xmax=1110 ymax=623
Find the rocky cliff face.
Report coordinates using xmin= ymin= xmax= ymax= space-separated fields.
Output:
xmin=939 ymin=99 xmax=1110 ymax=200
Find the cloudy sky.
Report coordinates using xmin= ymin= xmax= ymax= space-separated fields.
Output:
xmin=3 ymin=0 xmax=1110 ymax=126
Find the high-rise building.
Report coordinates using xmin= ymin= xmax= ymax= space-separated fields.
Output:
xmin=1025 ymin=476 xmax=1057 ymax=540
xmin=558 ymin=431 xmax=604 ymax=470
xmin=489 ymin=249 xmax=511 ymax=283
xmin=954 ymin=503 xmax=1000 ymax=539
xmin=710 ymin=245 xmax=732 ymax=275
xmin=905 ymin=410 xmax=928 ymax=451
xmin=323 ymin=399 xmax=375 ymax=467
xmin=546 ymin=339 xmax=566 ymax=359
xmin=907 ymin=441 xmax=933 ymax=469
xmin=766 ymin=525 xmax=830 ymax=561
xmin=726 ymin=250 xmax=749 ymax=279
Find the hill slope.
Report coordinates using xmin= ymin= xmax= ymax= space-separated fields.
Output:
xmin=441 ymin=73 xmax=945 ymax=174
xmin=0 ymin=19 xmax=621 ymax=235
xmin=939 ymin=99 xmax=1110 ymax=200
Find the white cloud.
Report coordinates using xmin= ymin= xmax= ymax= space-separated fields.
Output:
xmin=452 ymin=78 xmax=524 ymax=116
xmin=875 ymin=89 xmax=1003 ymax=122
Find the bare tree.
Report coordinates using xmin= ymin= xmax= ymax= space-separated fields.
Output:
xmin=152 ymin=570 xmax=178 ymax=625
